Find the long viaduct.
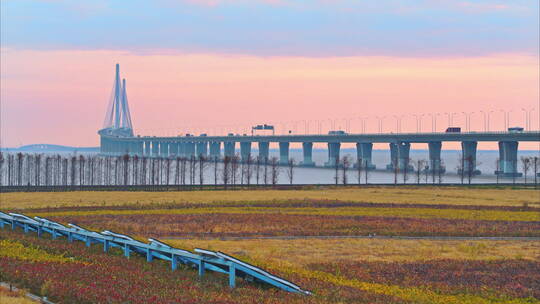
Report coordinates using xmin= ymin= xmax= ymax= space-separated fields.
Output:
xmin=99 ymin=64 xmax=540 ymax=177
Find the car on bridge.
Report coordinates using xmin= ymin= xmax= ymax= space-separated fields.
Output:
xmin=328 ymin=130 xmax=347 ymax=135
xmin=508 ymin=127 xmax=524 ymax=132
xmin=445 ymin=127 xmax=461 ymax=133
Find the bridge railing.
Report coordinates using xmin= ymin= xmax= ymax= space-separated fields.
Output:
xmin=0 ymin=211 xmax=311 ymax=295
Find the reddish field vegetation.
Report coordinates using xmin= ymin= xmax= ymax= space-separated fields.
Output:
xmin=49 ymin=213 xmax=540 ymax=238
xmin=309 ymin=259 xmax=540 ymax=300
xmin=0 ymin=231 xmax=406 ymax=304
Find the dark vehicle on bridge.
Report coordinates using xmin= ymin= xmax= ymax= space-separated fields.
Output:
xmin=328 ymin=130 xmax=347 ymax=135
xmin=445 ymin=127 xmax=461 ymax=133
xmin=508 ymin=127 xmax=524 ymax=132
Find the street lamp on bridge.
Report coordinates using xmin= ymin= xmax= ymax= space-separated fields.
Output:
xmin=522 ymin=108 xmax=535 ymax=131
xmin=462 ymin=112 xmax=474 ymax=132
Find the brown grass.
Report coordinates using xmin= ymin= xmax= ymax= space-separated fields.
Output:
xmin=166 ymin=238 xmax=540 ymax=266
xmin=1 ymin=186 xmax=538 ymax=210
xmin=0 ymin=286 xmax=36 ymax=304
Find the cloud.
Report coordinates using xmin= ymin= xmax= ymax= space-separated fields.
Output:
xmin=1 ymin=0 xmax=538 ymax=57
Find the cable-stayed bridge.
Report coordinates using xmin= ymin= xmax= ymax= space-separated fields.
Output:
xmin=99 ymin=65 xmax=540 ymax=177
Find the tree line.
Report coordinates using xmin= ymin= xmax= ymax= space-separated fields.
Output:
xmin=0 ymin=152 xmax=537 ymax=187
xmin=0 ymin=152 xmax=287 ymax=187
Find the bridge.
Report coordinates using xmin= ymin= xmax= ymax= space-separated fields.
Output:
xmin=99 ymin=64 xmax=540 ymax=177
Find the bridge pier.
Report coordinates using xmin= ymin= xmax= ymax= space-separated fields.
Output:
xmin=137 ymin=141 xmax=144 ymax=155
xmin=151 ymin=141 xmax=159 ymax=157
xmin=356 ymin=143 xmax=375 ymax=169
xmin=169 ymin=142 xmax=178 ymax=156
xmin=387 ymin=142 xmax=411 ymax=170
xmin=240 ymin=142 xmax=252 ymax=162
xmin=300 ymin=142 xmax=315 ymax=167
xmin=196 ymin=142 xmax=208 ymax=157
xmin=428 ymin=141 xmax=444 ymax=173
xmin=325 ymin=142 xmax=340 ymax=167
xmin=209 ymin=142 xmax=221 ymax=160
xmin=224 ymin=142 xmax=236 ymax=157
xmin=185 ymin=142 xmax=196 ymax=158
xmin=496 ymin=141 xmax=521 ymax=177
xmin=159 ymin=142 xmax=169 ymax=157
xmin=143 ymin=141 xmax=150 ymax=156
xmin=279 ymin=142 xmax=290 ymax=165
xmin=258 ymin=142 xmax=269 ymax=161
xmin=461 ymin=141 xmax=481 ymax=175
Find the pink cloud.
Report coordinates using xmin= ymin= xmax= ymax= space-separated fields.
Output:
xmin=1 ymin=48 xmax=538 ymax=149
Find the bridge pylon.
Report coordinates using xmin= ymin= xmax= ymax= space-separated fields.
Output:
xmin=99 ymin=64 xmax=134 ymax=137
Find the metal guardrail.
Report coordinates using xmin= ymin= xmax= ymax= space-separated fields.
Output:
xmin=0 ymin=211 xmax=311 ymax=295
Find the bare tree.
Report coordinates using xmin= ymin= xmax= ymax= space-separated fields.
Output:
xmin=263 ymin=157 xmax=269 ymax=185
xmin=188 ymin=155 xmax=197 ymax=185
xmin=414 ymin=159 xmax=426 ymax=184
xmin=334 ymin=157 xmax=339 ymax=185
xmin=245 ymin=154 xmax=253 ymax=185
xmin=213 ymin=156 xmax=219 ymax=185
xmin=341 ymin=156 xmax=350 ymax=185
xmin=457 ymin=155 xmax=465 ymax=184
xmin=392 ymin=155 xmax=399 ymax=185
xmin=255 ymin=156 xmax=261 ymax=185
xmin=121 ymin=154 xmax=129 ymax=185
xmin=164 ymin=157 xmax=170 ymax=185
xmin=495 ymin=157 xmax=500 ymax=184
xmin=0 ymin=152 xmax=4 ymax=186
xmin=16 ymin=153 xmax=23 ymax=186
xmin=521 ymin=156 xmax=531 ymax=184
xmin=286 ymin=158 xmax=296 ymax=185
xmin=402 ymin=157 xmax=411 ymax=184
xmin=438 ymin=159 xmax=444 ymax=184
xmin=356 ymin=158 xmax=363 ymax=185
xmin=222 ymin=155 xmax=231 ymax=188
xmin=269 ymin=156 xmax=280 ymax=185
xmin=466 ymin=156 xmax=474 ymax=185
xmin=198 ymin=155 xmax=207 ymax=185
xmin=231 ymin=155 xmax=240 ymax=186
xmin=70 ymin=155 xmax=77 ymax=186
xmin=533 ymin=156 xmax=539 ymax=186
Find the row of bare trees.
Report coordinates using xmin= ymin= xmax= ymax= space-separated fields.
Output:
xmin=332 ymin=156 xmax=445 ymax=185
xmin=1 ymin=152 xmax=537 ymax=187
xmin=0 ymin=152 xmax=286 ymax=187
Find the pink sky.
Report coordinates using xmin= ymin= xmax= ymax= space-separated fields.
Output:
xmin=1 ymin=49 xmax=538 ymax=149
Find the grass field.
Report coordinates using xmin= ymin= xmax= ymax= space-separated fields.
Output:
xmin=2 ymin=186 xmax=539 ymax=209
xmin=1 ymin=186 xmax=539 ymax=303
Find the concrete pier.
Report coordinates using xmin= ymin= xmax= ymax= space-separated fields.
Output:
xmin=224 ymin=142 xmax=236 ymax=157
xmin=185 ymin=142 xmax=196 ymax=157
xmin=209 ymin=142 xmax=221 ymax=159
xmin=160 ymin=142 xmax=169 ymax=157
xmin=152 ymin=141 xmax=159 ymax=157
xmin=240 ymin=142 xmax=252 ymax=161
xmin=461 ymin=141 xmax=481 ymax=175
xmin=300 ymin=142 xmax=315 ymax=167
xmin=279 ymin=142 xmax=290 ymax=165
xmin=169 ymin=142 xmax=178 ymax=156
xmin=356 ymin=143 xmax=375 ymax=169
xmin=428 ymin=141 xmax=443 ymax=173
xmin=196 ymin=142 xmax=208 ymax=157
xmin=178 ymin=143 xmax=186 ymax=157
xmin=387 ymin=142 xmax=411 ymax=170
xmin=497 ymin=141 xmax=521 ymax=177
xmin=258 ymin=142 xmax=269 ymax=161
xmin=325 ymin=142 xmax=340 ymax=167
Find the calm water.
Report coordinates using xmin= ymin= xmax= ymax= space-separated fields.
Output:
xmin=266 ymin=149 xmax=540 ymax=184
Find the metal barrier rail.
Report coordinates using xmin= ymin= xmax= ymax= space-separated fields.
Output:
xmin=0 ymin=211 xmax=310 ymax=295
